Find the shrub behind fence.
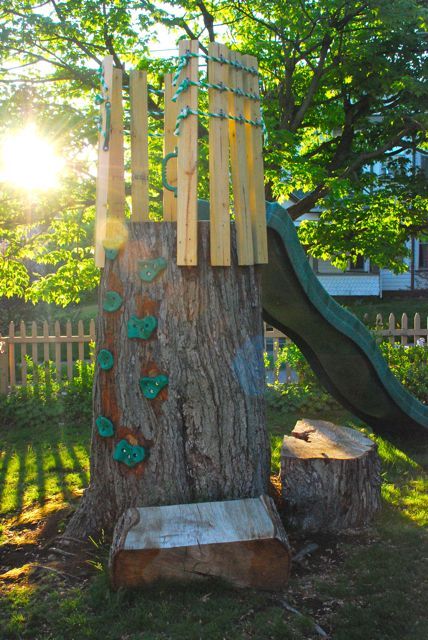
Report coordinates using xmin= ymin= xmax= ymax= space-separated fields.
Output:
xmin=0 ymin=313 xmax=426 ymax=393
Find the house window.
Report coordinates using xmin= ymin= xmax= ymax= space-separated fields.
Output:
xmin=348 ymin=255 xmax=368 ymax=272
xmin=316 ymin=259 xmax=341 ymax=274
xmin=419 ymin=242 xmax=428 ymax=269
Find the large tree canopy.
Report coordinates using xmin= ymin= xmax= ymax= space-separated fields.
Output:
xmin=0 ymin=0 xmax=427 ymax=304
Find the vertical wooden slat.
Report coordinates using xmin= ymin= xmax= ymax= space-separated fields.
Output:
xmin=8 ymin=322 xmax=16 ymax=387
xmin=177 ymin=39 xmax=199 ymax=266
xmin=107 ymin=67 xmax=126 ymax=226
xmin=401 ymin=313 xmax=408 ymax=346
xmin=0 ymin=338 xmax=9 ymax=394
xmin=388 ymin=313 xmax=395 ymax=345
xmin=208 ymin=42 xmax=230 ymax=266
xmin=20 ymin=320 xmax=27 ymax=386
xmin=273 ymin=337 xmax=279 ymax=384
xmin=89 ymin=319 xmax=96 ymax=362
xmin=95 ymin=55 xmax=114 ymax=268
xmin=31 ymin=322 xmax=38 ymax=371
xmin=130 ymin=70 xmax=149 ymax=221
xmin=228 ymin=49 xmax=254 ymax=266
xmin=78 ymin=320 xmax=84 ymax=361
xmin=66 ymin=320 xmax=73 ymax=380
xmin=163 ymin=73 xmax=179 ymax=221
xmin=43 ymin=321 xmax=49 ymax=362
xmin=414 ymin=312 xmax=421 ymax=345
xmin=242 ymin=54 xmax=268 ymax=264
xmin=55 ymin=321 xmax=61 ymax=379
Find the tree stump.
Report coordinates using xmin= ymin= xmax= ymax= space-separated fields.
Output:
xmin=65 ymin=221 xmax=269 ymax=539
xmin=109 ymin=495 xmax=291 ymax=590
xmin=281 ymin=419 xmax=381 ymax=533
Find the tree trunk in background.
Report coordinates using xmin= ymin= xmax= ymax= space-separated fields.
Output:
xmin=66 ymin=221 xmax=269 ymax=539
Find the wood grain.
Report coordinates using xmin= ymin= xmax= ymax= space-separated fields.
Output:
xmin=163 ymin=73 xmax=178 ymax=221
xmin=110 ymin=496 xmax=291 ymax=590
xmin=95 ymin=55 xmax=114 ymax=267
xmin=177 ymin=40 xmax=199 ymax=266
xmin=208 ymin=43 xmax=230 ymax=266
xmin=130 ymin=70 xmax=149 ymax=221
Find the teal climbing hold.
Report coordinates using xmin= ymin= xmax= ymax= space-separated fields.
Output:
xmin=113 ymin=439 xmax=147 ymax=467
xmin=103 ymin=291 xmax=123 ymax=312
xmin=128 ymin=315 xmax=157 ymax=340
xmin=96 ymin=416 xmax=114 ymax=437
xmin=138 ymin=257 xmax=167 ymax=282
xmin=104 ymin=247 xmax=118 ymax=260
xmin=140 ymin=374 xmax=168 ymax=399
xmin=97 ymin=349 xmax=114 ymax=371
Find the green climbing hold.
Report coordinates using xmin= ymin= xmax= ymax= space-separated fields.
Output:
xmin=104 ymin=247 xmax=118 ymax=260
xmin=138 ymin=257 xmax=167 ymax=282
xmin=113 ymin=439 xmax=147 ymax=467
xmin=97 ymin=349 xmax=114 ymax=371
xmin=140 ymin=374 xmax=168 ymax=399
xmin=128 ymin=315 xmax=157 ymax=340
xmin=103 ymin=290 xmax=123 ymax=312
xmin=96 ymin=416 xmax=114 ymax=438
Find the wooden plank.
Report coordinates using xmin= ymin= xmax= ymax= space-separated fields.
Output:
xmin=9 ymin=322 xmax=15 ymax=387
xmin=401 ymin=313 xmax=408 ymax=346
xmin=55 ymin=321 xmax=61 ymax=379
xmin=43 ymin=321 xmax=49 ymax=363
xmin=20 ymin=321 xmax=27 ymax=386
xmin=110 ymin=496 xmax=291 ymax=591
xmin=95 ymin=55 xmax=114 ymax=268
xmin=242 ymin=54 xmax=268 ymax=264
xmin=89 ymin=319 xmax=96 ymax=362
xmin=0 ymin=338 xmax=9 ymax=394
xmin=414 ymin=313 xmax=421 ymax=344
xmin=388 ymin=313 xmax=395 ymax=344
xmin=78 ymin=320 xmax=85 ymax=361
xmin=177 ymin=39 xmax=199 ymax=266
xmin=130 ymin=70 xmax=149 ymax=221
xmin=31 ymin=322 xmax=38 ymax=374
xmin=208 ymin=43 xmax=230 ymax=266
xmin=163 ymin=73 xmax=178 ymax=221
xmin=107 ymin=68 xmax=126 ymax=227
xmin=228 ymin=49 xmax=254 ymax=266
xmin=66 ymin=321 xmax=73 ymax=380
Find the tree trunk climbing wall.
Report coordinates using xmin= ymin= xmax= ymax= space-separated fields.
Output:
xmin=66 ymin=221 xmax=269 ymax=539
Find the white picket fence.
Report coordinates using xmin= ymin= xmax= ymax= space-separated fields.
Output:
xmin=0 ymin=313 xmax=426 ymax=392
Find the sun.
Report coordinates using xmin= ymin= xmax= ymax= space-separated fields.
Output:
xmin=0 ymin=124 xmax=64 ymax=191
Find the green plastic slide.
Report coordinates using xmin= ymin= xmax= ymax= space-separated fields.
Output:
xmin=263 ymin=202 xmax=428 ymax=435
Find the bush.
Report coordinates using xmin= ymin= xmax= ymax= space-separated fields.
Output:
xmin=265 ymin=339 xmax=428 ymax=415
xmin=379 ymin=342 xmax=428 ymax=405
xmin=265 ymin=341 xmax=341 ymax=415
xmin=0 ymin=357 xmax=94 ymax=429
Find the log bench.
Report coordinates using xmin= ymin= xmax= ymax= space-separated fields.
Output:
xmin=281 ymin=419 xmax=381 ymax=533
xmin=109 ymin=495 xmax=291 ymax=590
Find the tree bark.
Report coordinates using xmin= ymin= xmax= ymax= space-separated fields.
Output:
xmin=109 ymin=495 xmax=291 ymax=591
xmin=66 ymin=221 xmax=269 ymax=539
xmin=281 ymin=419 xmax=381 ymax=533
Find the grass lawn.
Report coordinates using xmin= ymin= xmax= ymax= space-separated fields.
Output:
xmin=0 ymin=397 xmax=427 ymax=640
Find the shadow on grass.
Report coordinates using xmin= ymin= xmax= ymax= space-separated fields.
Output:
xmin=0 ymin=420 xmax=90 ymax=519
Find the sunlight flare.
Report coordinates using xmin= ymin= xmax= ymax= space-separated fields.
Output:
xmin=0 ymin=124 xmax=64 ymax=190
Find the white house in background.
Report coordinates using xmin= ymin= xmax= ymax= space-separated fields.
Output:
xmin=283 ymin=150 xmax=428 ymax=298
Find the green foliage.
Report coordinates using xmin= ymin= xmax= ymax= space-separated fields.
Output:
xmin=0 ymin=357 xmax=94 ymax=430
xmin=265 ymin=339 xmax=428 ymax=419
xmin=379 ymin=342 xmax=428 ymax=404
xmin=0 ymin=0 xmax=427 ymax=304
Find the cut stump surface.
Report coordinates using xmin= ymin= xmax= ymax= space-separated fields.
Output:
xmin=281 ymin=419 xmax=381 ymax=533
xmin=110 ymin=495 xmax=291 ymax=590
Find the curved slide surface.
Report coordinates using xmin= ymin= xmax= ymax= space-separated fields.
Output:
xmin=263 ymin=202 xmax=428 ymax=435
